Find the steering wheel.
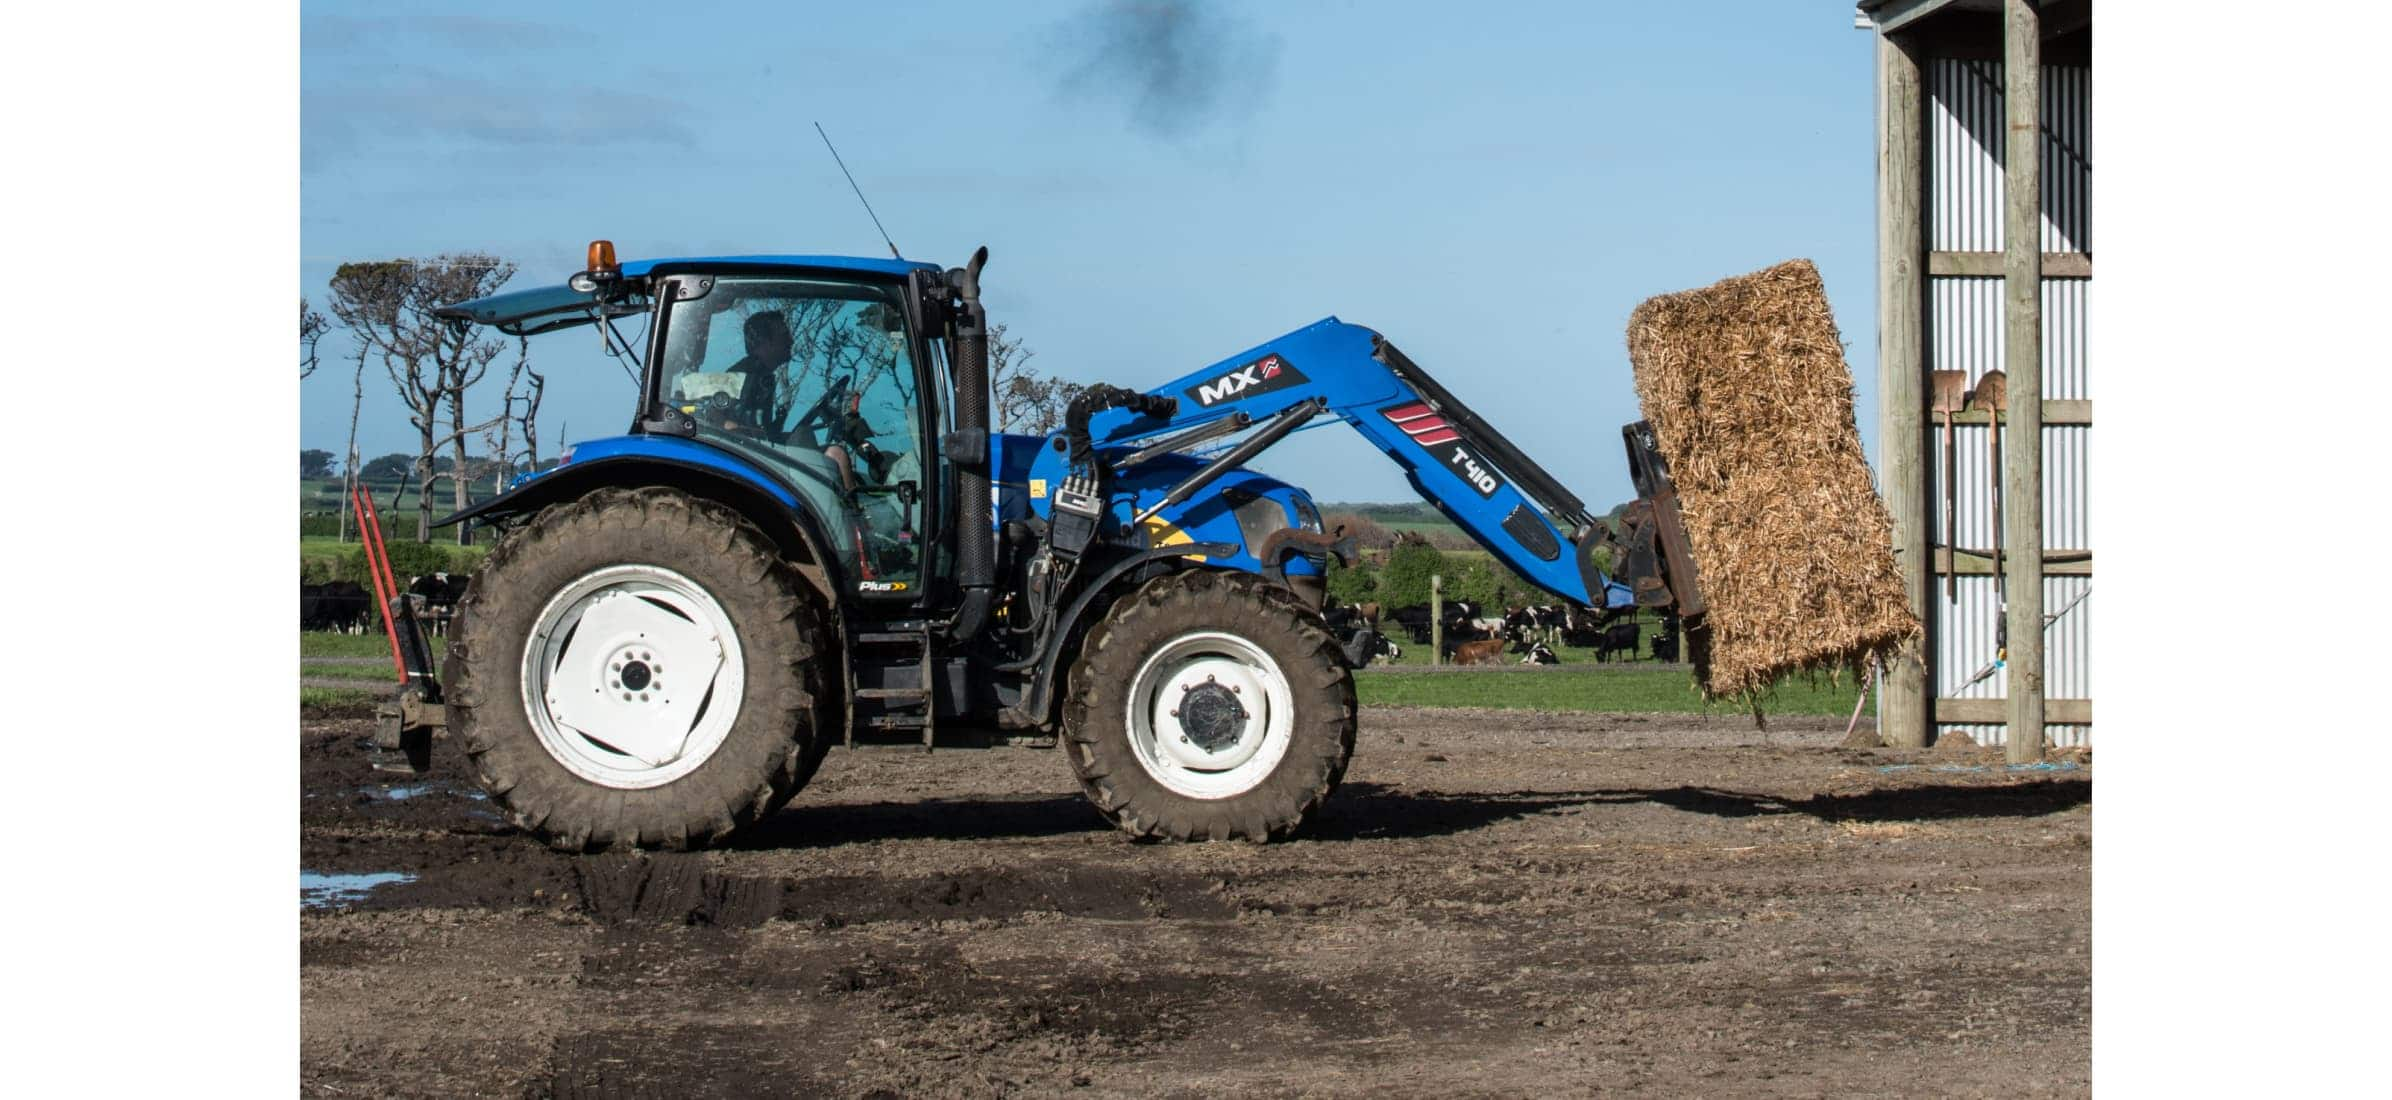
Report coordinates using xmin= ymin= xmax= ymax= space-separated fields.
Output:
xmin=785 ymin=374 xmax=853 ymax=444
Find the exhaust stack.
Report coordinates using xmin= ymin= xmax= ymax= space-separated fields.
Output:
xmin=944 ymin=247 xmax=995 ymax=642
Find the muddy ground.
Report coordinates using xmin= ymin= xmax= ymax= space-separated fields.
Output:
xmin=300 ymin=708 xmax=2090 ymax=1097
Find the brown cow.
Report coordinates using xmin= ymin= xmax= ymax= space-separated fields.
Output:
xmin=1449 ymin=639 xmax=1507 ymax=665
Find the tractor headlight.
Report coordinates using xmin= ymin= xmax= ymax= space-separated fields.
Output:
xmin=1291 ymin=495 xmax=1322 ymax=533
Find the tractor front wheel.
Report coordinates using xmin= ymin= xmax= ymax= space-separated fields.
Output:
xmin=1063 ymin=570 xmax=1356 ymax=841
xmin=444 ymin=487 xmax=833 ymax=851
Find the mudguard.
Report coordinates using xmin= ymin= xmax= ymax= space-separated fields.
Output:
xmin=436 ymin=435 xmax=849 ymax=603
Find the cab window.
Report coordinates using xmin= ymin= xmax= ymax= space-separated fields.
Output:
xmin=658 ymin=276 xmax=925 ymax=591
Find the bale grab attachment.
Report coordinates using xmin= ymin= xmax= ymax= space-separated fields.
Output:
xmin=351 ymin=481 xmax=442 ymax=773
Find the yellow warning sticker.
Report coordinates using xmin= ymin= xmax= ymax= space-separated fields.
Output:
xmin=1029 ymin=479 xmax=1048 ymax=500
xmin=1140 ymin=517 xmax=1210 ymax=562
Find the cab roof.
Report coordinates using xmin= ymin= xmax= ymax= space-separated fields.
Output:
xmin=434 ymin=253 xmax=942 ymax=335
xmin=622 ymin=254 xmax=939 ymax=278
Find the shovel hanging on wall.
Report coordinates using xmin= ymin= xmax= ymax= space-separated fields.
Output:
xmin=1966 ymin=370 xmax=2010 ymax=665
xmin=1930 ymin=370 xmax=1969 ymax=601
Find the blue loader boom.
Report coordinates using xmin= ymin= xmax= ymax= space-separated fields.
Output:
xmin=1045 ymin=317 xmax=1651 ymax=613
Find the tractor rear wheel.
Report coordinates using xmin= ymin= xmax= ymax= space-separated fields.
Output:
xmin=1062 ymin=570 xmax=1356 ymax=841
xmin=444 ymin=487 xmax=833 ymax=851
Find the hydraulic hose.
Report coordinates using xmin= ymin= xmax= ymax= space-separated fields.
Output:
xmin=1064 ymin=385 xmax=1180 ymax=468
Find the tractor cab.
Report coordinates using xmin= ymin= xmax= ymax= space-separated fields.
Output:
xmin=647 ymin=271 xmax=932 ymax=591
xmin=437 ymin=244 xmax=956 ymax=605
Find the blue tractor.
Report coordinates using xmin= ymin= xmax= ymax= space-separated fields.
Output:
xmin=377 ymin=242 xmax=1704 ymax=849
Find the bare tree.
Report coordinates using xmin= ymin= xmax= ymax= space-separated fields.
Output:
xmin=517 ymin=361 xmax=546 ymax=471
xmin=326 ymin=253 xmax=518 ymax=542
xmin=337 ymin=340 xmax=370 ymax=543
xmin=483 ymin=336 xmax=541 ymax=495
xmin=987 ymin=323 xmax=1086 ymax=435
xmin=301 ymin=299 xmax=329 ymax=378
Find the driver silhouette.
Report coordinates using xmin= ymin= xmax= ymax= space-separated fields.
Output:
xmin=726 ymin=311 xmax=793 ymax=431
xmin=724 ymin=309 xmax=859 ymax=492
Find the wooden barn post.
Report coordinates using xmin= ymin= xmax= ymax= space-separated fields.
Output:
xmin=1876 ymin=25 xmax=1930 ymax=749
xmin=2002 ymin=0 xmax=2046 ymax=761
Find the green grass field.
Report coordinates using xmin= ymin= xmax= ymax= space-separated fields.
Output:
xmin=297 ymin=629 xmax=1866 ymax=718
xmin=1356 ymin=663 xmax=1871 ymax=716
xmin=300 ymin=685 xmax=383 ymax=709
xmin=301 ymin=661 xmax=400 ymax=683
xmin=302 ymin=632 xmax=401 ymax=659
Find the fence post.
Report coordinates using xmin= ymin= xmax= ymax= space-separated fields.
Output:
xmin=1430 ymin=574 xmax=1444 ymax=667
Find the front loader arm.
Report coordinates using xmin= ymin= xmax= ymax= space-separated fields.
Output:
xmin=1080 ymin=318 xmax=1682 ymax=614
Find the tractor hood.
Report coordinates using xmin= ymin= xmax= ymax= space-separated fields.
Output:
xmin=1017 ymin=436 xmax=1324 ymax=579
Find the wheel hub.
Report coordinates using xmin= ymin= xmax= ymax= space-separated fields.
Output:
xmin=1177 ymin=680 xmax=1248 ymax=753
xmin=1127 ymin=632 xmax=1298 ymax=798
xmin=616 ymin=656 xmax=654 ymax=693
xmin=523 ymin=568 xmax=744 ymax=789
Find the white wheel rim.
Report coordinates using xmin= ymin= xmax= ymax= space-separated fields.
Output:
xmin=520 ymin=564 xmax=745 ymax=790
xmin=1125 ymin=631 xmax=1295 ymax=800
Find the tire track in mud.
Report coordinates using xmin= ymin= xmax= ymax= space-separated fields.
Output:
xmin=567 ymin=854 xmax=1238 ymax=928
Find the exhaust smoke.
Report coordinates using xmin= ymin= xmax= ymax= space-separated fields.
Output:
xmin=1052 ymin=1 xmax=1281 ymax=139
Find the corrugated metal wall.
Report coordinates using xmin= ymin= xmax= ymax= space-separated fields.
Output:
xmin=1929 ymin=60 xmax=2091 ymax=252
xmin=1925 ymin=60 xmax=2091 ymax=746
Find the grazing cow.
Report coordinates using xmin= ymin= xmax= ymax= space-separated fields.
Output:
xmin=301 ymin=580 xmax=370 ymax=633
xmin=1327 ymin=605 xmax=1404 ymax=667
xmin=1593 ymin=622 xmax=1640 ymax=662
xmin=299 ymin=583 xmax=325 ymax=631
xmin=1448 ymin=638 xmax=1507 ymax=665
xmin=1443 ymin=600 xmax=1497 ymax=642
xmin=1520 ymin=641 xmax=1559 ymax=665
xmin=406 ymin=572 xmax=473 ymax=635
xmin=1387 ymin=600 xmax=1494 ymax=645
xmin=1506 ymin=604 xmax=1566 ymax=648
xmin=1650 ymin=618 xmax=1681 ymax=663
xmin=1534 ymin=605 xmax=1570 ymax=646
xmin=1346 ymin=629 xmax=1402 ymax=666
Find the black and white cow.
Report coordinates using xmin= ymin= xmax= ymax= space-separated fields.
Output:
xmin=300 ymin=581 xmax=370 ymax=633
xmin=1592 ymin=622 xmax=1640 ymax=663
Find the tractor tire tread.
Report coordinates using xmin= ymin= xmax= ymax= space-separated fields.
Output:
xmin=444 ymin=486 xmax=833 ymax=852
xmin=1061 ymin=570 xmax=1356 ymax=843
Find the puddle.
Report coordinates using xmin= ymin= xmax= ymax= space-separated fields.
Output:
xmin=367 ymin=783 xmax=486 ymax=801
xmin=301 ymin=870 xmax=417 ymax=909
xmin=1877 ymin=762 xmax=2084 ymax=775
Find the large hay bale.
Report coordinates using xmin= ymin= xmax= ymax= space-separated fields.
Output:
xmin=1625 ymin=259 xmax=1918 ymax=699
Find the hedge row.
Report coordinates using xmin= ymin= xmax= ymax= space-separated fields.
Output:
xmin=300 ymin=540 xmax=489 ymax=586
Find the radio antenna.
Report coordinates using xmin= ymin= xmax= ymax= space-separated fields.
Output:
xmin=814 ymin=121 xmax=901 ymax=260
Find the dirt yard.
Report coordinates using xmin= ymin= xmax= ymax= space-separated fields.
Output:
xmin=300 ymin=707 xmax=2090 ymax=1097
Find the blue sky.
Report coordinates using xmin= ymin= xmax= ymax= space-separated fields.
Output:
xmin=301 ymin=0 xmax=1878 ymax=505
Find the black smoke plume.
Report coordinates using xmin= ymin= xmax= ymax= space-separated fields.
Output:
xmin=1052 ymin=1 xmax=1280 ymax=139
